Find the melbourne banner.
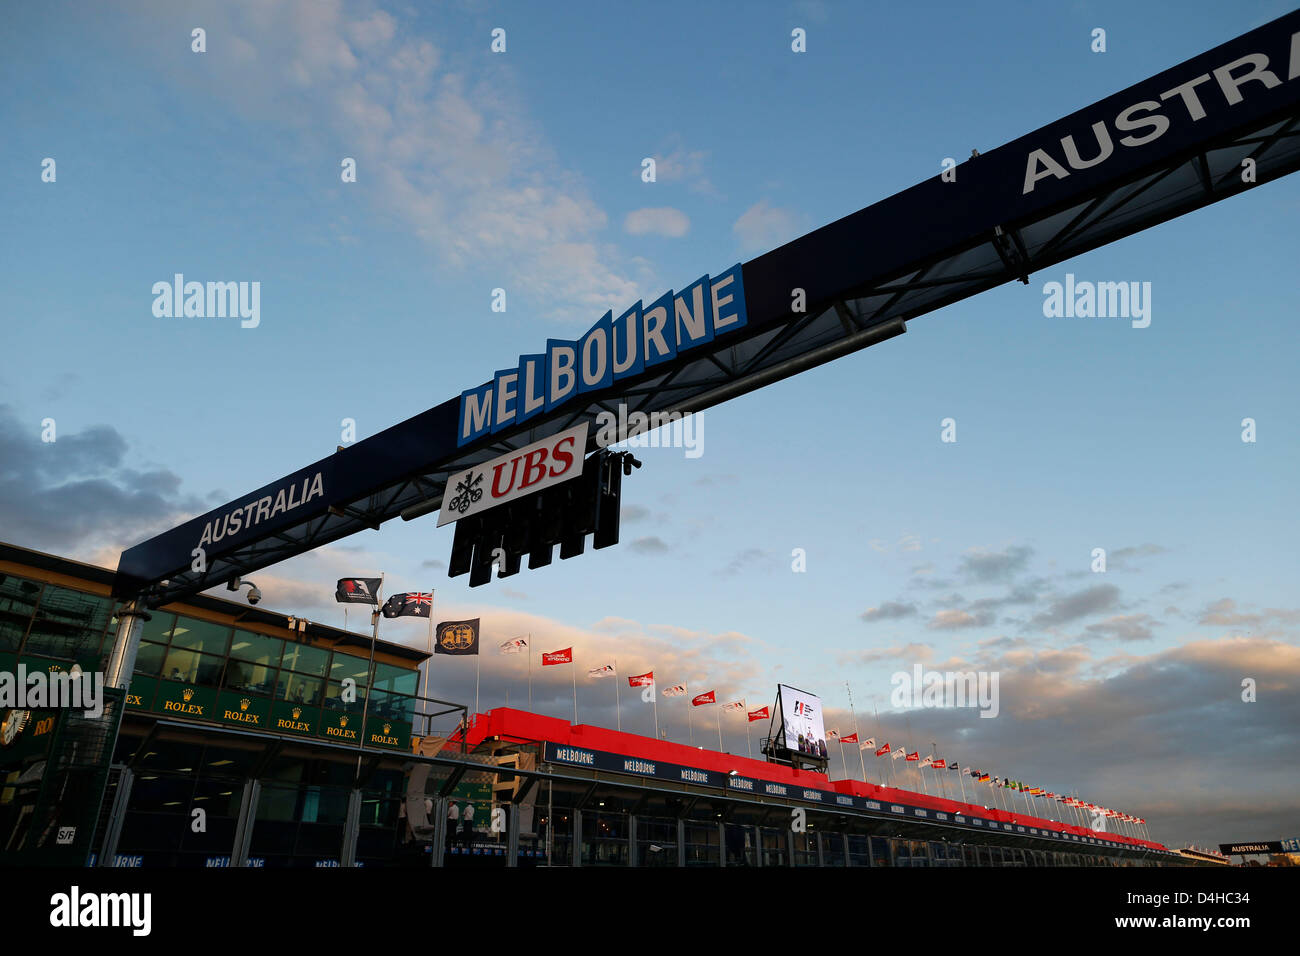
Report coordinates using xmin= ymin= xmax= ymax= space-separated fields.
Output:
xmin=456 ymin=265 xmax=747 ymax=446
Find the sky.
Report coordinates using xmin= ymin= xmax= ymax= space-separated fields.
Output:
xmin=1 ymin=0 xmax=1298 ymax=852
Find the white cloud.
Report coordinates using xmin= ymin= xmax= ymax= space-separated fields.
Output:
xmin=624 ymin=207 xmax=690 ymax=238
xmin=732 ymin=200 xmax=801 ymax=252
xmin=150 ymin=0 xmax=642 ymax=324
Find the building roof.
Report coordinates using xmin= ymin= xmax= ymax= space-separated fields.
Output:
xmin=0 ymin=540 xmax=428 ymax=665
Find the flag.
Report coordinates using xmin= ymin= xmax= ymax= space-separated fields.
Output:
xmin=862 ymin=737 xmax=876 ymax=751
xmin=628 ymin=671 xmax=655 ymax=687
xmin=949 ymin=763 xmax=961 ymax=771
xmin=499 ymin=637 xmax=528 ymax=654
xmin=891 ymin=747 xmax=906 ymax=760
xmin=542 ymin=647 xmax=573 ymax=666
xmin=433 ymin=618 xmax=479 ymax=655
xmin=906 ymin=751 xmax=920 ymax=762
xmin=691 ymin=690 xmax=716 ymax=706
xmin=722 ymin=699 xmax=746 ymax=712
xmin=380 ymin=591 xmax=433 ymax=618
xmin=918 ymin=755 xmax=932 ymax=768
xmin=747 ymin=706 xmax=770 ymax=722
xmin=841 ymin=732 xmax=859 ymax=744
xmin=932 ymin=758 xmax=946 ymax=769
xmin=588 ymin=663 xmax=616 ymax=679
xmin=335 ymin=577 xmax=382 ymax=604
xmin=827 ymin=729 xmax=840 ymax=741
xmin=875 ymin=742 xmax=891 ymax=757
xmin=661 ymin=684 xmax=687 ymax=697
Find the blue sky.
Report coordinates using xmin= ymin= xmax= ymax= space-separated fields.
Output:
xmin=2 ymin=0 xmax=1298 ymax=848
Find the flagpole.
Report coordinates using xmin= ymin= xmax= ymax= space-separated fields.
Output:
xmin=871 ymin=696 xmax=883 ymax=787
xmin=716 ymin=706 xmax=723 ymax=752
xmin=571 ymin=660 xmax=577 ymax=724
xmin=527 ymin=634 xmax=533 ymax=711
xmin=847 ymin=683 xmax=866 ymax=783
xmin=686 ymin=686 xmax=693 ymax=747
xmin=355 ymin=572 xmax=384 ymax=783
xmin=839 ymin=740 xmax=847 ymax=780
xmin=474 ymin=649 xmax=481 ymax=718
xmin=652 ymin=678 xmax=659 ymax=739
xmin=614 ymin=658 xmax=621 ymax=731
xmin=421 ymin=591 xmax=434 ymax=734
xmin=746 ymin=716 xmax=752 ymax=758
xmin=958 ymin=766 xmax=967 ymax=804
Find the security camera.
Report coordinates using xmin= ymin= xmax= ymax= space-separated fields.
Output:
xmin=228 ymin=577 xmax=261 ymax=605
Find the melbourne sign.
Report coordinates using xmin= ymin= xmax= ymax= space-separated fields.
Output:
xmin=437 ymin=423 xmax=587 ymax=527
xmin=456 ymin=265 xmax=747 ymax=446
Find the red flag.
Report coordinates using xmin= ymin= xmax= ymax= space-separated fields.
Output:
xmin=541 ymin=648 xmax=572 ymax=665
xmin=628 ymin=671 xmax=654 ymax=687
xmin=840 ymin=732 xmax=859 ymax=743
xmin=875 ymin=742 xmax=891 ymax=756
xmin=691 ymin=690 xmax=716 ymax=706
xmin=932 ymin=758 xmax=946 ymax=769
xmin=747 ymin=706 xmax=770 ymax=722
xmin=905 ymin=751 xmax=919 ymax=761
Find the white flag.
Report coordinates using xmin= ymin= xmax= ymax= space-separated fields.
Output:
xmin=661 ymin=684 xmax=687 ymax=697
xmin=499 ymin=637 xmax=528 ymax=654
xmin=891 ymin=747 xmax=907 ymax=759
xmin=860 ymin=737 xmax=876 ymax=751
xmin=827 ymin=728 xmax=840 ymax=741
xmin=721 ymin=699 xmax=746 ymax=712
xmin=919 ymin=755 xmax=933 ymax=769
xmin=588 ymin=663 xmax=616 ymax=679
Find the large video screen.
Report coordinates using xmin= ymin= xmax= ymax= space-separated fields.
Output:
xmin=779 ymin=684 xmax=826 ymax=757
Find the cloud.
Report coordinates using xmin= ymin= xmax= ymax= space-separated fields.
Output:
xmin=840 ymin=642 xmax=933 ymax=665
xmin=651 ymin=137 xmax=715 ymax=194
xmin=629 ymin=536 xmax=670 ymax=555
xmin=1199 ymin=598 xmax=1260 ymax=628
xmin=860 ymin=601 xmax=917 ymax=623
xmin=927 ymin=608 xmax=995 ymax=630
xmin=147 ymin=0 xmax=642 ymax=324
xmin=1197 ymin=599 xmax=1300 ymax=632
xmin=1030 ymin=584 xmax=1121 ymax=628
xmin=718 ymin=547 xmax=773 ymax=577
xmin=732 ymin=200 xmax=802 ymax=252
xmin=868 ymin=635 xmax=1300 ymax=846
xmin=959 ymin=545 xmax=1033 ymax=583
xmin=624 ymin=207 xmax=690 ymax=238
xmin=1108 ymin=543 xmax=1167 ymax=569
xmin=1084 ymin=613 xmax=1160 ymax=641
xmin=0 ymin=404 xmax=207 ymax=558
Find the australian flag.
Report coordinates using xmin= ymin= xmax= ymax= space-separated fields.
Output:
xmin=381 ymin=591 xmax=434 ymax=619
xmin=335 ymin=577 xmax=383 ymax=605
